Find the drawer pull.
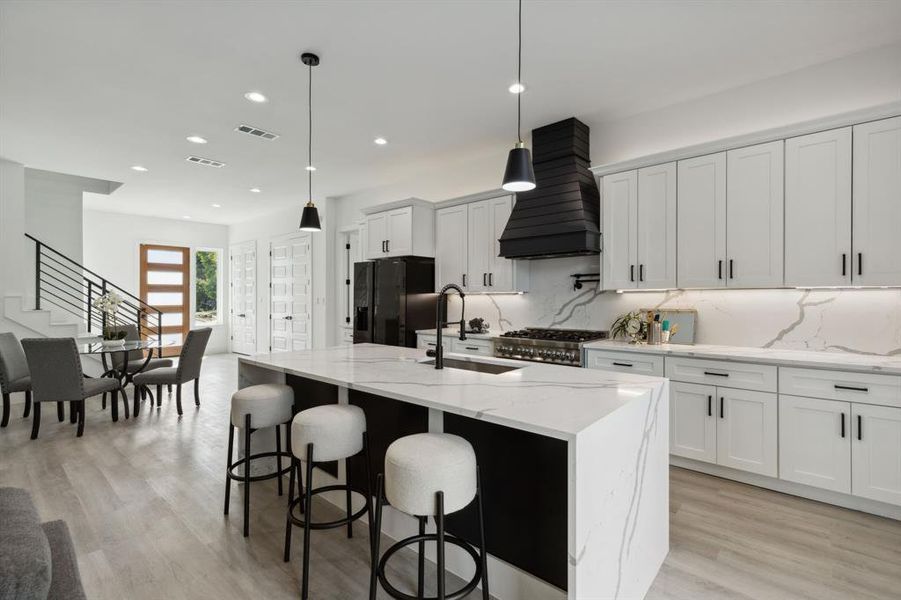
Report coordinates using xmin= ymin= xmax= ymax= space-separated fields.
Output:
xmin=704 ymin=371 xmax=729 ymax=377
xmin=840 ymin=412 xmax=845 ymax=438
xmin=464 ymin=346 xmax=481 ymax=351
xmin=719 ymin=397 xmax=724 ymax=419
xmin=857 ymin=414 xmax=862 ymax=441
xmin=612 ymin=362 xmax=633 ymax=368
xmin=707 ymin=395 xmax=712 ymax=417
xmin=834 ymin=384 xmax=868 ymax=393
xmin=426 ymin=343 xmax=436 ymax=347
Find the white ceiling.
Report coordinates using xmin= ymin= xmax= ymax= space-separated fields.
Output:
xmin=2 ymin=0 xmax=900 ymax=225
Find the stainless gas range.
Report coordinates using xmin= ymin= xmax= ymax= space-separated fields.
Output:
xmin=492 ymin=328 xmax=609 ymax=367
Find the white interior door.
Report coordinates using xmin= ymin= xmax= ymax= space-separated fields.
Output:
xmin=677 ymin=153 xmax=727 ymax=288
xmin=779 ymin=394 xmax=851 ymax=493
xmin=637 ymin=162 xmax=677 ymax=288
xmin=670 ymin=382 xmax=717 ymax=464
xmin=716 ymin=388 xmax=778 ymax=477
xmin=270 ymin=234 xmax=312 ymax=352
xmin=852 ymin=403 xmax=901 ymax=507
xmin=229 ymin=241 xmax=257 ymax=355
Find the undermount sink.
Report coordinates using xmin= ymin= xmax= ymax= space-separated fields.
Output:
xmin=420 ymin=357 xmax=523 ymax=374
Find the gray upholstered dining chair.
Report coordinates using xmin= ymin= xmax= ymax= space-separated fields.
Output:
xmin=106 ymin=323 xmax=173 ymax=408
xmin=0 ymin=332 xmax=33 ymax=428
xmin=21 ymin=338 xmax=124 ymax=439
xmin=133 ymin=327 xmax=212 ymax=417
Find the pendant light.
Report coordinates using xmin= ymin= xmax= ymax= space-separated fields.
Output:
xmin=501 ymin=0 xmax=536 ymax=192
xmin=299 ymin=52 xmax=322 ymax=232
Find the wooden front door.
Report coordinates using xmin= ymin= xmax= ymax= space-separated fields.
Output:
xmin=140 ymin=244 xmax=190 ymax=357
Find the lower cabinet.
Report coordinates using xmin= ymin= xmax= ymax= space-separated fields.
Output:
xmin=852 ymin=403 xmax=901 ymax=506
xmin=670 ymin=382 xmax=777 ymax=477
xmin=416 ymin=333 xmax=493 ymax=357
xmin=779 ymin=394 xmax=851 ymax=494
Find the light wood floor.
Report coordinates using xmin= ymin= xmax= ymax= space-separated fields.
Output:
xmin=1 ymin=353 xmax=899 ymax=600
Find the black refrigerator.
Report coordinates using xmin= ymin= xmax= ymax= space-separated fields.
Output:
xmin=353 ymin=257 xmax=436 ymax=348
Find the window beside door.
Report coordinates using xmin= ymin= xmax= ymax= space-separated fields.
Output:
xmin=195 ymin=248 xmax=221 ymax=324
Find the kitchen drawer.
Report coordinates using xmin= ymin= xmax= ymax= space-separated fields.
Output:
xmin=451 ymin=338 xmax=493 ymax=357
xmin=665 ymin=356 xmax=777 ymax=393
xmin=584 ymin=350 xmax=664 ymax=376
xmin=416 ymin=335 xmax=445 ymax=351
xmin=779 ymin=367 xmax=901 ymax=408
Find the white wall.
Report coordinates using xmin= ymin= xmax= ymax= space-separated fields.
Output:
xmin=0 ymin=159 xmax=26 ymax=301
xmin=83 ymin=210 xmax=230 ymax=354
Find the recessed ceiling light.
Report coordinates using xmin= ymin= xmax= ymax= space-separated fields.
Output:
xmin=186 ymin=135 xmax=208 ymax=144
xmin=131 ymin=165 xmax=148 ymax=172
xmin=249 ymin=187 xmax=261 ymax=193
xmin=244 ymin=91 xmax=267 ymax=103
xmin=305 ymin=165 xmax=316 ymax=171
xmin=211 ymin=203 xmax=221 ymax=208
xmin=508 ymin=82 xmax=525 ymax=94
xmin=182 ymin=215 xmax=192 ymax=219
xmin=374 ymin=137 xmax=388 ymax=145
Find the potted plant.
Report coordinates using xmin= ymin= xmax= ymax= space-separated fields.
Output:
xmin=611 ymin=311 xmax=647 ymax=344
xmin=93 ymin=291 xmax=127 ymax=347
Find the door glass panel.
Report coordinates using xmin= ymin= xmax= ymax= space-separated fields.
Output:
xmin=147 ymin=270 xmax=183 ymax=285
xmin=147 ymin=292 xmax=184 ymax=305
xmin=160 ymin=312 xmax=183 ymax=327
xmin=161 ymin=333 xmax=183 ymax=347
xmin=146 ymin=249 xmax=184 ymax=264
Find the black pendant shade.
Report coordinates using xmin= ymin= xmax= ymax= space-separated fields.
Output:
xmin=502 ymin=144 xmax=536 ymax=192
xmin=299 ymin=202 xmax=321 ymax=231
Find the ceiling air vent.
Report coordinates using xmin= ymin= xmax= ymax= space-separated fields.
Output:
xmin=235 ymin=124 xmax=280 ymax=140
xmin=185 ymin=155 xmax=226 ymax=168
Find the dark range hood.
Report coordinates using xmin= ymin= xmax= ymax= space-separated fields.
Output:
xmin=498 ymin=118 xmax=600 ymax=259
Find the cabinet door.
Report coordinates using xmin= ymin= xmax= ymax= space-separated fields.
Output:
xmin=488 ymin=195 xmax=514 ymax=291
xmin=785 ymin=128 xmax=852 ymax=287
xmin=386 ymin=207 xmax=413 ymax=256
xmin=677 ymin=153 xmax=726 ymax=288
xmin=716 ymin=388 xmax=778 ymax=477
xmin=366 ymin=213 xmax=387 ymax=259
xmin=852 ymin=116 xmax=901 ymax=286
xmin=637 ymin=162 xmax=677 ymax=288
xmin=852 ymin=403 xmax=901 ymax=507
xmin=726 ymin=141 xmax=784 ymax=288
xmin=435 ymin=205 xmax=469 ymax=290
xmin=670 ymin=382 xmax=717 ymax=464
xmin=779 ymin=395 xmax=851 ymax=494
xmin=602 ymin=170 xmax=638 ymax=290
xmin=467 ymin=199 xmax=492 ymax=292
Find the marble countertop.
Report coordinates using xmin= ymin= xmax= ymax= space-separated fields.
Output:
xmin=239 ymin=343 xmax=666 ymax=440
xmin=583 ymin=340 xmax=901 ymax=376
xmin=415 ymin=328 xmax=494 ymax=340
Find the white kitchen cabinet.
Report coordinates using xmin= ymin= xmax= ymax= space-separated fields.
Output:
xmin=852 ymin=403 xmax=901 ymax=507
xmin=677 ymin=152 xmax=727 ymax=288
xmin=785 ymin=128 xmax=852 ymax=287
xmin=726 ymin=141 xmax=784 ymax=288
xmin=363 ymin=201 xmax=435 ymax=260
xmin=716 ymin=388 xmax=778 ymax=477
xmin=852 ymin=116 xmax=901 ymax=286
xmin=636 ymin=163 xmax=677 ymax=289
xmin=488 ymin=196 xmax=517 ymax=291
xmin=435 ymin=204 xmax=469 ymax=289
xmin=779 ymin=394 xmax=851 ymax=494
xmin=467 ymin=199 xmax=493 ymax=291
xmin=602 ymin=164 xmax=675 ymax=290
xmin=602 ymin=170 xmax=638 ymax=290
xmin=583 ymin=349 xmax=664 ymax=377
xmin=451 ymin=337 xmax=494 ymax=357
xmin=670 ymin=382 xmax=717 ymax=464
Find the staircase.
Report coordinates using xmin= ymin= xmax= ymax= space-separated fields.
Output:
xmin=2 ymin=234 xmax=163 ymax=344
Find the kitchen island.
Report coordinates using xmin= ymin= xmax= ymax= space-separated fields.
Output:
xmin=239 ymin=343 xmax=669 ymax=600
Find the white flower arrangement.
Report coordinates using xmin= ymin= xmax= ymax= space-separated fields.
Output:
xmin=92 ymin=291 xmax=127 ymax=340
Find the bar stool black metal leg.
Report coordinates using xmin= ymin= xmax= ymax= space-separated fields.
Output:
xmin=301 ymin=443 xmax=314 ymax=600
xmin=369 ymin=474 xmax=384 ymax=600
xmin=176 ymin=384 xmax=183 ymax=416
xmin=297 ymin=447 xmax=305 ymax=515
xmin=284 ymin=457 xmax=296 ymax=563
xmin=57 ymin=401 xmax=65 ymax=422
xmin=243 ymin=414 xmax=251 ymax=537
xmin=363 ymin=432 xmax=374 ymax=543
xmin=224 ymin=423 xmax=234 ymax=515
xmin=477 ymin=467 xmax=489 ymax=600
xmin=418 ymin=516 xmax=427 ymax=597
xmin=436 ymin=491 xmax=446 ymax=600
xmin=275 ymin=424 xmax=284 ymax=496
xmin=345 ymin=456 xmax=353 ymax=539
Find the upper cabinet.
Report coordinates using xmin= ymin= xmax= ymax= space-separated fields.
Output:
xmin=435 ymin=193 xmax=529 ymax=293
xmin=602 ymin=163 xmax=676 ymax=290
xmin=677 ymin=152 xmax=726 ymax=288
xmin=852 ymin=116 xmax=901 ymax=286
xmin=785 ymin=128 xmax=852 ymax=287
xmin=725 ymin=141 xmax=784 ymax=288
xmin=363 ymin=201 xmax=435 ymax=260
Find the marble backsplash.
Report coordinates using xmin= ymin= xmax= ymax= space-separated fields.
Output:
xmin=448 ymin=256 xmax=901 ymax=357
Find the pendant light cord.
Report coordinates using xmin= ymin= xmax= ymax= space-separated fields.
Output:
xmin=308 ymin=61 xmax=313 ymax=204
xmin=517 ymin=0 xmax=522 ymax=144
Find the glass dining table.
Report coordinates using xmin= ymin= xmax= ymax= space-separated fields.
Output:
xmin=78 ymin=339 xmax=175 ymax=416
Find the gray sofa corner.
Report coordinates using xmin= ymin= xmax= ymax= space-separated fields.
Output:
xmin=0 ymin=487 xmax=87 ymax=600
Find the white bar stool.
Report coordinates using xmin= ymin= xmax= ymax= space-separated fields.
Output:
xmin=370 ymin=433 xmax=489 ymax=600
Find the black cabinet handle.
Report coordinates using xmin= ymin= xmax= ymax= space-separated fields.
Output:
xmin=842 ymin=253 xmax=846 ymax=277
xmin=857 ymin=414 xmax=862 ymax=441
xmin=835 ymin=384 xmax=868 ymax=393
xmin=708 ymin=395 xmax=712 ymax=417
xmin=482 ymin=273 xmax=487 ymax=286
xmin=858 ymin=253 xmax=862 ymax=276
xmin=704 ymin=371 xmax=729 ymax=377
xmin=465 ymin=346 xmax=480 ymax=351
xmin=729 ymin=259 xmax=734 ymax=279
xmin=488 ymin=272 xmax=493 ymax=286
xmin=612 ymin=362 xmax=633 ymax=368
xmin=639 ymin=264 xmax=644 ymax=282
xmin=426 ymin=342 xmax=436 ymax=347
xmin=841 ymin=412 xmax=846 ymax=438
xmin=719 ymin=397 xmax=725 ymax=419
xmin=630 ymin=264 xmax=634 ymax=282
xmin=386 ymin=240 xmax=390 ymax=253
xmin=462 ymin=273 xmax=467 ymax=286
xmin=718 ymin=260 xmax=723 ymax=280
